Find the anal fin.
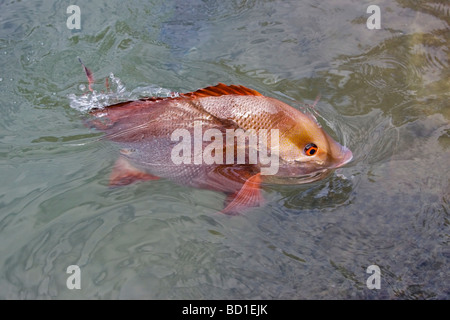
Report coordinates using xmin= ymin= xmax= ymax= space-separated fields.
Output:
xmin=110 ymin=156 xmax=160 ymax=187
xmin=221 ymin=173 xmax=263 ymax=216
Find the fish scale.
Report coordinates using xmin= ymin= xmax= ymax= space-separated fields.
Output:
xmin=87 ymin=82 xmax=352 ymax=215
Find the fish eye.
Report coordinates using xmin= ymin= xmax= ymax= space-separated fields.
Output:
xmin=304 ymin=143 xmax=318 ymax=156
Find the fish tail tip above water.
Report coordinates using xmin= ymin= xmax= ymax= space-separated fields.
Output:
xmin=77 ymin=57 xmax=94 ymax=91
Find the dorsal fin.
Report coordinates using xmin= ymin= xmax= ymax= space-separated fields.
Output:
xmin=89 ymin=83 xmax=263 ymax=116
xmin=181 ymin=83 xmax=263 ymax=98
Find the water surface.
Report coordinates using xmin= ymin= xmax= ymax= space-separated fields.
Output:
xmin=0 ymin=0 xmax=448 ymax=299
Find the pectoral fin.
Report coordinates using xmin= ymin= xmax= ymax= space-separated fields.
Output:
xmin=221 ymin=173 xmax=263 ymax=215
xmin=110 ymin=156 xmax=160 ymax=187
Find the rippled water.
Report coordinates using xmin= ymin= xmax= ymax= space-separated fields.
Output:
xmin=0 ymin=0 xmax=448 ymax=299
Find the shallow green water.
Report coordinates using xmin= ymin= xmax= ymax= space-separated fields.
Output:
xmin=0 ymin=0 xmax=448 ymax=299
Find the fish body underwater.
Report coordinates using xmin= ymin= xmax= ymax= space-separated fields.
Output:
xmin=86 ymin=79 xmax=352 ymax=214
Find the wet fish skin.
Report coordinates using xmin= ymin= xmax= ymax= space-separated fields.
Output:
xmin=87 ymin=83 xmax=352 ymax=214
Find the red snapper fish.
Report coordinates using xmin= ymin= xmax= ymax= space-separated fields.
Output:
xmin=81 ymin=64 xmax=352 ymax=215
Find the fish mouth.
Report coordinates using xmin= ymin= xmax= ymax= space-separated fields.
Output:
xmin=332 ymin=146 xmax=353 ymax=169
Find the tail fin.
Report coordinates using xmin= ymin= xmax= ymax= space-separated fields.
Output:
xmin=78 ymin=58 xmax=95 ymax=92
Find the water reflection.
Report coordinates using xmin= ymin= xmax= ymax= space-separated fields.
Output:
xmin=0 ymin=0 xmax=448 ymax=299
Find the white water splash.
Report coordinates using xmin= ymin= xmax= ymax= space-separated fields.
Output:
xmin=68 ymin=73 xmax=178 ymax=113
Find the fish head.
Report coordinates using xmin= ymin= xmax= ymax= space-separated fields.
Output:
xmin=268 ymin=112 xmax=353 ymax=184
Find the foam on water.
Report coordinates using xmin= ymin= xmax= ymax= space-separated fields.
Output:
xmin=68 ymin=73 xmax=178 ymax=113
